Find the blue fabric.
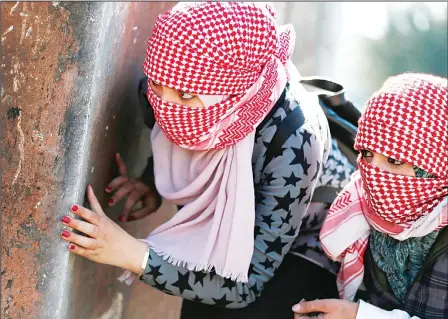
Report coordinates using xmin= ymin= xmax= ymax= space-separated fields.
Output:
xmin=370 ymin=166 xmax=438 ymax=300
xmin=370 ymin=228 xmax=440 ymax=300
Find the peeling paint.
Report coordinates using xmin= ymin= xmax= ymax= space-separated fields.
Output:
xmin=12 ymin=115 xmax=24 ymax=186
xmin=9 ymin=1 xmax=20 ymax=15
xmin=25 ymin=27 xmax=33 ymax=37
xmin=1 ymin=2 xmax=179 ymax=318
xmin=3 ymin=25 xmax=14 ymax=36
xmin=31 ymin=130 xmax=45 ymax=142
xmin=1 ymin=2 xmax=80 ymax=317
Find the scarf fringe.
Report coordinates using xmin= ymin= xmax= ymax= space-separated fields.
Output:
xmin=117 ymin=244 xmax=249 ymax=286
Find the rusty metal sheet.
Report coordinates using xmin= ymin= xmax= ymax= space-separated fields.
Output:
xmin=1 ymin=2 xmax=178 ymax=318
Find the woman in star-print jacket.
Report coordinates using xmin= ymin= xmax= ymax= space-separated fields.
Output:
xmin=294 ymin=73 xmax=448 ymax=319
xmin=136 ymin=81 xmax=354 ymax=319
xmin=58 ymin=3 xmax=354 ymax=318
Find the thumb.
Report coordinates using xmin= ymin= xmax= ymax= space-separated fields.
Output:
xmin=116 ymin=153 xmax=127 ymax=176
xmin=86 ymin=184 xmax=106 ymax=216
xmin=292 ymin=299 xmax=333 ymax=314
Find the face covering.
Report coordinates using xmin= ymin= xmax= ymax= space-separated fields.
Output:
xmin=119 ymin=2 xmax=296 ymax=284
xmin=319 ymin=73 xmax=448 ymax=300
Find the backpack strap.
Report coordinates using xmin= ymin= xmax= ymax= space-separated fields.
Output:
xmin=301 ymin=77 xmax=361 ymax=203
xmin=300 ymin=76 xmax=360 ymax=159
xmin=309 ymin=186 xmax=342 ymax=204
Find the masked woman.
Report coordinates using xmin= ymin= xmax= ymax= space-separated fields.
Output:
xmin=294 ymin=73 xmax=448 ymax=319
xmin=59 ymin=2 xmax=355 ymax=317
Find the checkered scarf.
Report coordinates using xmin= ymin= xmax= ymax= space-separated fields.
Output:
xmin=143 ymin=2 xmax=294 ymax=150
xmin=128 ymin=2 xmax=295 ymax=283
xmin=320 ymin=73 xmax=448 ymax=300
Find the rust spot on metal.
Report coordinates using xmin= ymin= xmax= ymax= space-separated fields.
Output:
xmin=1 ymin=2 xmax=79 ymax=318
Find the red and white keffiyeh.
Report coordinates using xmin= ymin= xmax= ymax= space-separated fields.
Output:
xmin=320 ymin=73 xmax=448 ymax=300
xmin=144 ymin=1 xmax=295 ymax=150
xmin=119 ymin=2 xmax=297 ymax=284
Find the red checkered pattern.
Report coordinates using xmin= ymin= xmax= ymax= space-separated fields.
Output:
xmin=358 ymin=160 xmax=447 ymax=224
xmin=355 ymin=73 xmax=448 ymax=223
xmin=143 ymin=2 xmax=294 ymax=149
xmin=320 ymin=74 xmax=447 ymax=300
xmin=145 ymin=2 xmax=277 ymax=95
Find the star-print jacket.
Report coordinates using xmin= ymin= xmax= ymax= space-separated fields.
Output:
xmin=138 ymin=82 xmax=341 ymax=308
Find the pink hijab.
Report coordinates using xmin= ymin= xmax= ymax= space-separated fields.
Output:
xmin=122 ymin=2 xmax=296 ymax=283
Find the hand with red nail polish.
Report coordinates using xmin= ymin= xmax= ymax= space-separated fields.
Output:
xmin=61 ymin=216 xmax=71 ymax=224
xmin=105 ymin=153 xmax=162 ymax=222
xmin=61 ymin=184 xmax=148 ymax=274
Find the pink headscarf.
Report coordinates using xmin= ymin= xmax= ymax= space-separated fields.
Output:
xmin=121 ymin=2 xmax=296 ymax=283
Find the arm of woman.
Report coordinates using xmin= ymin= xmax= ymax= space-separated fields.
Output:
xmin=292 ymin=299 xmax=420 ymax=319
xmin=139 ymin=116 xmax=326 ymax=308
xmin=62 ymin=113 xmax=327 ymax=308
xmin=357 ymin=300 xmax=420 ymax=319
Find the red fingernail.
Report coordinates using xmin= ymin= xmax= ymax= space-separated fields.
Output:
xmin=118 ymin=215 xmax=124 ymax=222
xmin=105 ymin=186 xmax=112 ymax=192
xmin=61 ymin=216 xmax=71 ymax=224
xmin=108 ymin=198 xmax=114 ymax=205
xmin=71 ymin=205 xmax=79 ymax=212
xmin=69 ymin=244 xmax=76 ymax=250
xmin=61 ymin=230 xmax=70 ymax=238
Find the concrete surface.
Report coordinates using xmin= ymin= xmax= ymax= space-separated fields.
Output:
xmin=1 ymin=2 xmax=181 ymax=318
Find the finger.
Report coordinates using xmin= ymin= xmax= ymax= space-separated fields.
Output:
xmin=121 ymin=189 xmax=147 ymax=217
xmin=86 ymin=185 xmax=106 ymax=216
xmin=67 ymin=243 xmax=94 ymax=259
xmin=61 ymin=215 xmax=99 ymax=238
xmin=106 ymin=176 xmax=129 ymax=193
xmin=61 ymin=230 xmax=97 ymax=250
xmin=70 ymin=203 xmax=100 ymax=225
xmin=293 ymin=300 xmax=333 ymax=314
xmin=116 ymin=153 xmax=127 ymax=176
xmin=110 ymin=182 xmax=136 ymax=206
xmin=127 ymin=206 xmax=155 ymax=222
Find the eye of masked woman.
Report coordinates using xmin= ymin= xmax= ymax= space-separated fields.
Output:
xmin=149 ymin=79 xmax=204 ymax=107
xmin=360 ymin=149 xmax=415 ymax=176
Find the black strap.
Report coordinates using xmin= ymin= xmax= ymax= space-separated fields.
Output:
xmin=300 ymin=76 xmax=360 ymax=128
xmin=310 ymin=186 xmax=342 ymax=204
